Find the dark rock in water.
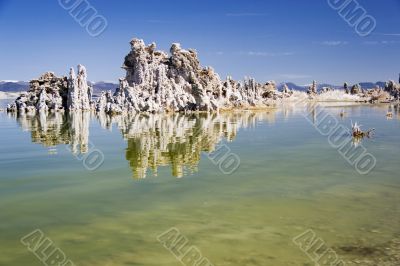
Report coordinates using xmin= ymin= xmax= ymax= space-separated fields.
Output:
xmin=337 ymin=237 xmax=400 ymax=265
xmin=339 ymin=245 xmax=381 ymax=256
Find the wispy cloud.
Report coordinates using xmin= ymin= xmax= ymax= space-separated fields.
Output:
xmin=146 ymin=19 xmax=172 ymax=24
xmin=245 ymin=51 xmax=294 ymax=57
xmin=381 ymin=40 xmax=400 ymax=44
xmin=363 ymin=40 xmax=400 ymax=45
xmin=319 ymin=41 xmax=348 ymax=46
xmin=279 ymin=74 xmax=311 ymax=80
xmin=372 ymin=32 xmax=400 ymax=36
xmin=215 ymin=51 xmax=224 ymax=55
xmin=363 ymin=41 xmax=379 ymax=45
xmin=226 ymin=13 xmax=267 ymax=17
xmin=382 ymin=33 xmax=400 ymax=36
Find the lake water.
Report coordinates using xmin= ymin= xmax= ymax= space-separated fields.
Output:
xmin=0 ymin=103 xmax=399 ymax=266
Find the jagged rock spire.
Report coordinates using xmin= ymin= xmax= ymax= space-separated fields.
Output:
xmin=67 ymin=65 xmax=91 ymax=110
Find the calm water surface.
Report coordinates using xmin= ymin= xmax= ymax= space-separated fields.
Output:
xmin=0 ymin=103 xmax=399 ymax=265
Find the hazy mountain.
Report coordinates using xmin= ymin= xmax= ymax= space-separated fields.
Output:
xmin=359 ymin=82 xmax=386 ymax=89
xmin=277 ymin=82 xmax=307 ymax=91
xmin=0 ymin=81 xmax=119 ymax=94
xmin=89 ymin=81 xmax=119 ymax=93
xmin=277 ymin=81 xmax=386 ymax=91
xmin=0 ymin=81 xmax=29 ymax=92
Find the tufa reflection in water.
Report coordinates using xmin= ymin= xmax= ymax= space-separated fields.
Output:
xmin=97 ymin=111 xmax=277 ymax=178
xmin=9 ymin=110 xmax=278 ymax=178
xmin=9 ymin=103 xmax=391 ymax=178
xmin=9 ymin=111 xmax=90 ymax=154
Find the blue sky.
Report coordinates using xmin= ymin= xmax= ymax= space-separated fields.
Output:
xmin=0 ymin=0 xmax=399 ymax=84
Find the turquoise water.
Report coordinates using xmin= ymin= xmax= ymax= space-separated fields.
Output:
xmin=0 ymin=104 xmax=399 ymax=265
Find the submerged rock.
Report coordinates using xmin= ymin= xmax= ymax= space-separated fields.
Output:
xmin=351 ymin=121 xmax=374 ymax=138
xmin=338 ymin=237 xmax=400 ymax=266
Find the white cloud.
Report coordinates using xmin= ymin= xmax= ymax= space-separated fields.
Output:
xmin=363 ymin=40 xmax=400 ymax=45
xmin=279 ymin=74 xmax=311 ymax=79
xmin=363 ymin=41 xmax=379 ymax=45
xmin=246 ymin=51 xmax=294 ymax=57
xmin=373 ymin=32 xmax=400 ymax=36
xmin=146 ymin=19 xmax=171 ymax=24
xmin=381 ymin=40 xmax=400 ymax=44
xmin=0 ymin=80 xmax=20 ymax=83
xmin=320 ymin=41 xmax=348 ymax=46
xmin=226 ymin=13 xmax=267 ymax=17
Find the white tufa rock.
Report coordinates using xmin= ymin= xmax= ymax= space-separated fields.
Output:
xmin=7 ymin=65 xmax=94 ymax=113
xmin=9 ymin=38 xmax=399 ymax=114
xmin=94 ymin=38 xmax=280 ymax=113
xmin=67 ymin=64 xmax=92 ymax=111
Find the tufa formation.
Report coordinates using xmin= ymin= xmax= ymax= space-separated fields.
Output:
xmin=7 ymin=38 xmax=400 ymax=114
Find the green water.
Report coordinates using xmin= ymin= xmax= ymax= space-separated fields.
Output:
xmin=0 ymin=104 xmax=399 ymax=265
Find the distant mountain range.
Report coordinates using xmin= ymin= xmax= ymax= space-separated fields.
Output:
xmin=88 ymin=81 xmax=119 ymax=93
xmin=277 ymin=82 xmax=386 ymax=92
xmin=0 ymin=81 xmax=118 ymax=94
xmin=0 ymin=81 xmax=29 ymax=92
xmin=0 ymin=80 xmax=387 ymax=93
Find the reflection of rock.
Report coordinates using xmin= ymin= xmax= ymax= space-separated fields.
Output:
xmin=96 ymin=111 xmax=277 ymax=178
xmin=12 ymin=108 xmax=279 ymax=178
xmin=68 ymin=111 xmax=90 ymax=154
xmin=11 ymin=111 xmax=90 ymax=154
